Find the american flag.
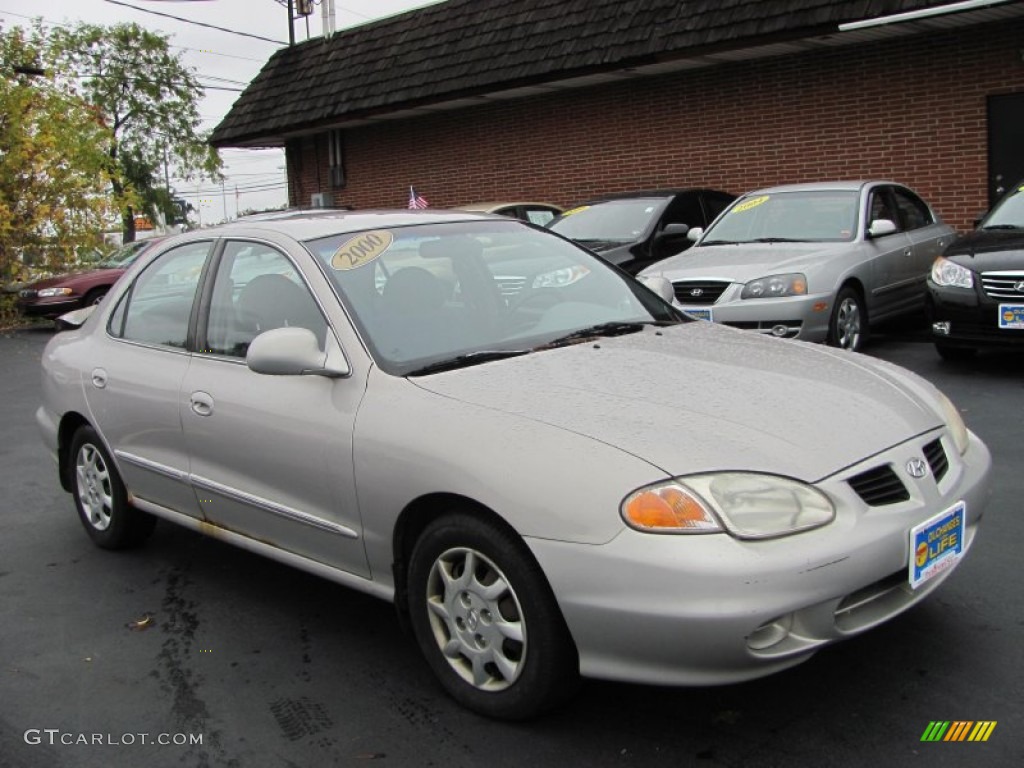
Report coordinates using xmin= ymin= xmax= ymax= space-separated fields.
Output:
xmin=408 ymin=186 xmax=429 ymax=210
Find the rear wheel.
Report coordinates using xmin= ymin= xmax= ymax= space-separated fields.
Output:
xmin=828 ymin=286 xmax=867 ymax=351
xmin=70 ymin=426 xmax=156 ymax=549
xmin=407 ymin=512 xmax=578 ymax=720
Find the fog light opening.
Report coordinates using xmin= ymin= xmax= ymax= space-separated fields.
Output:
xmin=747 ymin=614 xmax=794 ymax=651
xmin=932 ymin=321 xmax=951 ymax=336
xmin=771 ymin=324 xmax=789 ymax=338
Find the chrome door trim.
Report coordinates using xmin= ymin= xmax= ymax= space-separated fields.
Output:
xmin=114 ymin=450 xmax=189 ymax=482
xmin=190 ymin=473 xmax=359 ymax=539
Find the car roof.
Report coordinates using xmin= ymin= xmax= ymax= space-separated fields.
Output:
xmin=451 ymin=202 xmax=561 ymax=212
xmin=740 ymin=180 xmax=897 ymax=196
xmin=191 ymin=209 xmax=496 ymax=241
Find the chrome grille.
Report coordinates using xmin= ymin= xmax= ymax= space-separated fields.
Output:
xmin=848 ymin=465 xmax=909 ymax=506
xmin=19 ymin=289 xmax=37 ymax=299
xmin=981 ymin=271 xmax=1024 ymax=300
xmin=672 ymin=280 xmax=730 ymax=305
xmin=923 ymin=438 xmax=948 ymax=482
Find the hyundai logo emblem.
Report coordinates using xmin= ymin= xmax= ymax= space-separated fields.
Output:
xmin=690 ymin=288 xmax=704 ymax=297
xmin=1015 ymin=280 xmax=1024 ymax=293
xmin=905 ymin=458 xmax=928 ymax=478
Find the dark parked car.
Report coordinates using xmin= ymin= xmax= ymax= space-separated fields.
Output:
xmin=452 ymin=202 xmax=563 ymax=226
xmin=17 ymin=238 xmax=163 ymax=320
xmin=547 ymin=189 xmax=735 ymax=274
xmin=927 ymin=181 xmax=1024 ymax=359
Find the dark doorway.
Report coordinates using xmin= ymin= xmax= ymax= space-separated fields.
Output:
xmin=987 ymin=93 xmax=1024 ymax=207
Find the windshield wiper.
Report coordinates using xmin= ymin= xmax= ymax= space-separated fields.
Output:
xmin=541 ymin=321 xmax=670 ymax=349
xmin=751 ymin=237 xmax=809 ymax=243
xmin=406 ymin=349 xmax=531 ymax=376
xmin=980 ymin=224 xmax=1022 ymax=230
xmin=699 ymin=239 xmax=741 ymax=245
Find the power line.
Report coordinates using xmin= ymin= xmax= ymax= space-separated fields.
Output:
xmin=102 ymin=0 xmax=287 ymax=45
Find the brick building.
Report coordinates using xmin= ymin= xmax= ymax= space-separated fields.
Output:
xmin=210 ymin=0 xmax=1024 ymax=231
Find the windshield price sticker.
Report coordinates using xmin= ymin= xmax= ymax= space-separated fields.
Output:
xmin=909 ymin=502 xmax=965 ymax=589
xmin=731 ymin=195 xmax=770 ymax=214
xmin=998 ymin=304 xmax=1024 ymax=330
xmin=331 ymin=230 xmax=394 ymax=270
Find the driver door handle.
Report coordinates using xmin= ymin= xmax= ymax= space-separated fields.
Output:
xmin=190 ymin=391 xmax=214 ymax=417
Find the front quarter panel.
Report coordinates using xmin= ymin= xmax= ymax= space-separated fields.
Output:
xmin=354 ymin=368 xmax=667 ymax=584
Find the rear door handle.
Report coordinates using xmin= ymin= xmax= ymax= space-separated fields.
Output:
xmin=91 ymin=368 xmax=107 ymax=389
xmin=190 ymin=391 xmax=214 ymax=417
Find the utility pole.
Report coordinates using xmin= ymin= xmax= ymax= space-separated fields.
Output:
xmin=287 ymin=0 xmax=295 ymax=45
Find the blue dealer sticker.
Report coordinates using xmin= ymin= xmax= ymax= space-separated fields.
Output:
xmin=909 ymin=501 xmax=965 ymax=589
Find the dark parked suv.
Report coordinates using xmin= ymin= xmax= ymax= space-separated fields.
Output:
xmin=927 ymin=182 xmax=1024 ymax=359
xmin=547 ymin=189 xmax=735 ymax=274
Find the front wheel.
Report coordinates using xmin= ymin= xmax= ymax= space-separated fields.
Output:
xmin=935 ymin=343 xmax=977 ymax=362
xmin=828 ymin=286 xmax=867 ymax=351
xmin=407 ymin=512 xmax=578 ymax=720
xmin=70 ymin=426 xmax=156 ymax=549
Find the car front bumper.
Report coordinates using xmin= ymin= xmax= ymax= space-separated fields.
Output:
xmin=675 ymin=289 xmax=833 ymax=343
xmin=17 ymin=297 xmax=83 ymax=319
xmin=927 ymin=281 xmax=1024 ymax=348
xmin=527 ymin=428 xmax=991 ymax=686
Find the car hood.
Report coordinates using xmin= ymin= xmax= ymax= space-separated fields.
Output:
xmin=644 ymin=241 xmax=849 ymax=281
xmin=27 ymin=268 xmax=124 ymax=291
xmin=411 ymin=322 xmax=943 ymax=482
xmin=944 ymin=229 xmax=1024 ymax=271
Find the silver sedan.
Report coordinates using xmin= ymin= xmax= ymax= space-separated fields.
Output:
xmin=639 ymin=181 xmax=955 ymax=351
xmin=38 ymin=211 xmax=989 ymax=719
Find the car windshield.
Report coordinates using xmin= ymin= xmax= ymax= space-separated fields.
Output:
xmin=982 ymin=185 xmax=1024 ymax=228
xmin=97 ymin=240 xmax=149 ymax=269
xmin=548 ymin=198 xmax=669 ymax=243
xmin=304 ymin=220 xmax=684 ymax=375
xmin=701 ymin=191 xmax=859 ymax=244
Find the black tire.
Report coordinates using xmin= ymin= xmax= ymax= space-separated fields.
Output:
xmin=84 ymin=287 xmax=109 ymax=307
xmin=827 ymin=286 xmax=868 ymax=351
xmin=935 ymin=343 xmax=978 ymax=362
xmin=69 ymin=426 xmax=156 ymax=550
xmin=407 ymin=512 xmax=579 ymax=720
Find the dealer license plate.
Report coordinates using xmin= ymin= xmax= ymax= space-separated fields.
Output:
xmin=998 ymin=304 xmax=1024 ymax=330
xmin=908 ymin=501 xmax=965 ymax=589
xmin=681 ymin=307 xmax=713 ymax=321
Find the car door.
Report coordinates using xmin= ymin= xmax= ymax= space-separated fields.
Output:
xmin=88 ymin=239 xmax=212 ymax=518
xmin=647 ymin=193 xmax=704 ymax=265
xmin=892 ymin=186 xmax=954 ymax=312
xmin=180 ymin=238 xmax=370 ymax=576
xmin=864 ymin=185 xmax=915 ymax=318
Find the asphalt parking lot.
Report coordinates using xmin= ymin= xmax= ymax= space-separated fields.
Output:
xmin=1 ymin=322 xmax=1021 ymax=767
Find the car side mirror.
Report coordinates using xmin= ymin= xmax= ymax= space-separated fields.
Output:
xmin=246 ymin=327 xmax=350 ymax=377
xmin=54 ymin=304 xmax=96 ymax=331
xmin=687 ymin=227 xmax=704 ymax=243
xmin=867 ymin=219 xmax=898 ymax=238
xmin=636 ymin=275 xmax=675 ymax=304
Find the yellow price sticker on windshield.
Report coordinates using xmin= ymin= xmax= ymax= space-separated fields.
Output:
xmin=331 ymin=230 xmax=393 ymax=270
xmin=731 ymin=195 xmax=770 ymax=214
xmin=562 ymin=205 xmax=590 ymax=217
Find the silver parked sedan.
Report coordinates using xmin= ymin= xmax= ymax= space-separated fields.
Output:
xmin=38 ymin=211 xmax=990 ymax=719
xmin=639 ymin=181 xmax=956 ymax=351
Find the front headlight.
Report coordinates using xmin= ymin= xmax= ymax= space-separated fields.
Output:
xmin=935 ymin=389 xmax=969 ymax=455
xmin=622 ymin=473 xmax=835 ymax=539
xmin=930 ymin=257 xmax=973 ymax=288
xmin=37 ymin=287 xmax=73 ymax=298
xmin=740 ymin=273 xmax=807 ymax=299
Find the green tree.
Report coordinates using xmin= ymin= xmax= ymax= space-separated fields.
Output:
xmin=0 ymin=22 xmax=114 ymax=322
xmin=51 ymin=22 xmax=222 ymax=242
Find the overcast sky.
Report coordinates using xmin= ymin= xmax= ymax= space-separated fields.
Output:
xmin=3 ymin=0 xmax=443 ymax=223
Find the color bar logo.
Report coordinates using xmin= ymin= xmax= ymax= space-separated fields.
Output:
xmin=921 ymin=721 xmax=997 ymax=742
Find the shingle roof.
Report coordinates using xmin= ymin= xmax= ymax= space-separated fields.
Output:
xmin=208 ymin=0 xmax=972 ymax=147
